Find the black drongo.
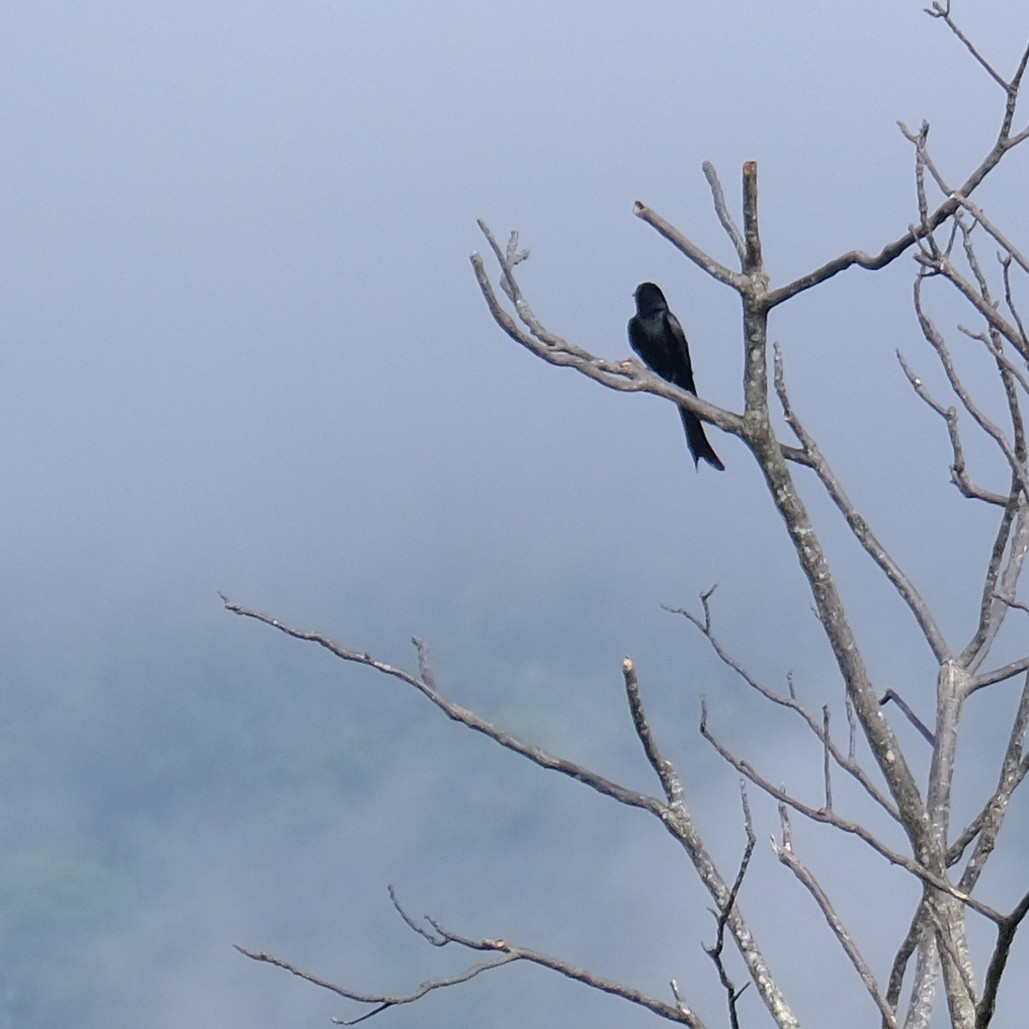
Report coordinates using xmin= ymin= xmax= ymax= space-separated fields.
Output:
xmin=628 ymin=282 xmax=724 ymax=471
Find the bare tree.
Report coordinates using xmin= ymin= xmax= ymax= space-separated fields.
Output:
xmin=226 ymin=6 xmax=1029 ymax=1027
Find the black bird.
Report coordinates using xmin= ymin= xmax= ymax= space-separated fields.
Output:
xmin=628 ymin=282 xmax=724 ymax=471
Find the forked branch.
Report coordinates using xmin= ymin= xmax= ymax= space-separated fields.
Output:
xmin=236 ymin=887 xmax=707 ymax=1027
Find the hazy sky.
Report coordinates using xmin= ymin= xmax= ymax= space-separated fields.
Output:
xmin=0 ymin=2 xmax=1027 ymax=1026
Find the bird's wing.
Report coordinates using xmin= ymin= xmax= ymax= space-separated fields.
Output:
xmin=627 ymin=316 xmax=645 ymax=360
xmin=664 ymin=311 xmax=696 ymax=391
xmin=628 ymin=316 xmax=664 ymax=374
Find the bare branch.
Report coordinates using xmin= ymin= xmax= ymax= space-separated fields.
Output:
xmin=913 ymin=282 xmax=1029 ymax=498
xmin=668 ymin=594 xmax=900 ymax=820
xmin=774 ymin=346 xmax=950 ymax=662
xmin=953 ymin=675 xmax=1029 ymax=888
xmin=223 ymin=597 xmax=800 ymax=1026
xmin=951 ymin=194 xmax=1029 ymax=276
xmin=632 ymin=201 xmax=744 ymax=290
xmin=702 ymin=161 xmax=746 ymax=264
xmin=896 ymin=351 xmax=1009 ymax=505
xmin=880 ymin=690 xmax=935 ymax=746
xmin=910 ymin=208 xmax=1029 ymax=670
xmin=924 ymin=899 xmax=980 ymax=1023
xmin=670 ymin=980 xmax=695 ymax=1022
xmin=966 ymin=321 xmax=1029 ymax=403
xmin=822 ymin=706 xmax=833 ymax=811
xmin=773 ymin=805 xmax=899 ymax=1028
xmin=704 ymin=782 xmax=755 ymax=1029
xmin=926 ymin=2 xmax=1016 ymax=92
xmin=388 ymin=884 xmax=442 ymax=947
xmin=618 ymin=617 xmax=801 ymax=1021
xmin=1001 ymin=257 xmax=1029 ymax=350
xmin=237 ymin=897 xmax=711 ymax=1029
xmin=764 ymin=20 xmax=1029 ymax=308
xmin=234 ymin=943 xmax=516 ymax=1024
xmin=965 ymin=502 xmax=1029 ymax=670
xmin=906 ymin=928 xmax=943 ymax=1029
xmin=961 ymin=491 xmax=1027 ymax=669
xmin=220 ymin=597 xmax=666 ymax=817
xmin=412 ymin=636 xmax=438 ymax=692
xmin=994 ymin=591 xmax=1029 ymax=616
xmin=742 ymin=161 xmax=764 ymax=279
xmin=661 ymin=759 xmax=799 ymax=1023
xmin=916 ymin=231 xmax=1029 ymax=363
xmin=977 ymin=889 xmax=1029 ymax=1028
xmin=908 ymin=120 xmax=935 ymax=240
xmin=699 ymin=710 xmax=1003 ymax=923
xmin=969 ymin=655 xmax=1029 ymax=693
xmin=470 ymin=233 xmax=640 ymax=384
xmin=623 ymin=657 xmax=684 ymax=806
xmin=416 ymin=915 xmax=710 ymax=1027
xmin=728 ymin=211 xmax=930 ymax=858
xmin=886 ymin=905 xmax=927 ymax=1020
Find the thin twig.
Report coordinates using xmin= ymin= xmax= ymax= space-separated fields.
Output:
xmin=960 ymin=488 xmax=1025 ymax=670
xmin=703 ymin=161 xmax=747 ymax=264
xmin=994 ymin=592 xmax=1029 ymax=616
xmin=951 ymin=194 xmax=1029 ymax=275
xmin=914 ymin=282 xmax=1029 ymax=498
xmin=704 ymin=782 xmax=755 ymax=1029
xmin=880 ymin=690 xmax=935 ymax=746
xmin=925 ymin=2 xmax=1012 ymax=91
xmin=822 ymin=707 xmax=833 ymax=811
xmin=896 ymin=351 xmax=1008 ymax=504
xmin=773 ymin=805 xmax=899 ymax=1028
xmin=1001 ymin=257 xmax=1029 ymax=351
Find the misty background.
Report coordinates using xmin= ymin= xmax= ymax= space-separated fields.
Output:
xmin=1 ymin=2 xmax=1027 ymax=1026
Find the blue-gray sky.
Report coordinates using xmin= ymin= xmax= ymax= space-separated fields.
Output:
xmin=0 ymin=2 xmax=1026 ymax=1026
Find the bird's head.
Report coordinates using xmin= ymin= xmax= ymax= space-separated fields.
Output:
xmin=633 ymin=282 xmax=668 ymax=316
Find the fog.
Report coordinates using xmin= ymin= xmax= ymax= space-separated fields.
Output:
xmin=0 ymin=2 xmax=1026 ymax=1026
